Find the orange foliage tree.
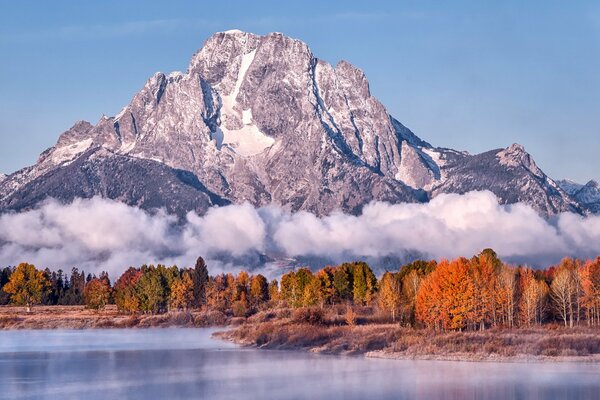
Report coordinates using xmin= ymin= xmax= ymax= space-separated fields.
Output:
xmin=84 ymin=278 xmax=111 ymax=311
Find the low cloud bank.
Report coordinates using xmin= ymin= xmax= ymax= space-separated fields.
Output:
xmin=1 ymin=191 xmax=599 ymax=278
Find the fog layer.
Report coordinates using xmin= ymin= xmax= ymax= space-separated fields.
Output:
xmin=1 ymin=191 xmax=599 ymax=276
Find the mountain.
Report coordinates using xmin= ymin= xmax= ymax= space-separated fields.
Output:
xmin=558 ymin=179 xmax=600 ymax=213
xmin=0 ymin=30 xmax=588 ymax=217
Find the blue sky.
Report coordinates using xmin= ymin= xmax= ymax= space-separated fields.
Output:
xmin=1 ymin=0 xmax=599 ymax=182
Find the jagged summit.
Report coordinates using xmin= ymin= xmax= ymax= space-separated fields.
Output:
xmin=558 ymin=179 xmax=600 ymax=213
xmin=0 ymin=31 xmax=592 ymax=216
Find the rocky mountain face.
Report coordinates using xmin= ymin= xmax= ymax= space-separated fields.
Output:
xmin=0 ymin=30 xmax=590 ymax=217
xmin=558 ymin=180 xmax=600 ymax=214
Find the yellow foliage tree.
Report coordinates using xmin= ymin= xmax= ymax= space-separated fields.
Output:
xmin=169 ymin=273 xmax=194 ymax=311
xmin=378 ymin=272 xmax=402 ymax=322
xmin=4 ymin=263 xmax=49 ymax=313
xmin=84 ymin=278 xmax=111 ymax=311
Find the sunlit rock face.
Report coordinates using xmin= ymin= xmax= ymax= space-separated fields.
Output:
xmin=0 ymin=31 xmax=585 ymax=216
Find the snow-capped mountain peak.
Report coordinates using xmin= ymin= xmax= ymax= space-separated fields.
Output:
xmin=0 ymin=31 xmax=593 ymax=217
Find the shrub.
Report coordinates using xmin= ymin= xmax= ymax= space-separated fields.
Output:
xmin=345 ymin=307 xmax=357 ymax=326
xmin=292 ymin=307 xmax=324 ymax=325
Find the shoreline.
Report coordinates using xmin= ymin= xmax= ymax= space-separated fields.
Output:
xmin=0 ymin=305 xmax=231 ymax=330
xmin=213 ymin=330 xmax=600 ymax=364
xmin=364 ymin=350 xmax=600 ymax=364
xmin=215 ymin=315 xmax=600 ymax=364
xmin=4 ymin=305 xmax=600 ymax=364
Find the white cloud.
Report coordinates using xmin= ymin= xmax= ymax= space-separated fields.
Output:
xmin=0 ymin=191 xmax=599 ymax=279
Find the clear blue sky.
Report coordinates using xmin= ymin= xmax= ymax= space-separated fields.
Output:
xmin=1 ymin=0 xmax=599 ymax=182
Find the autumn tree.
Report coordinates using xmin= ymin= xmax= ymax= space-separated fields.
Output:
xmin=470 ymin=250 xmax=501 ymax=330
xmin=518 ymin=268 xmax=537 ymax=327
xmin=518 ymin=268 xmax=549 ymax=326
xmin=496 ymin=265 xmax=517 ymax=327
xmin=315 ymin=268 xmax=336 ymax=307
xmin=280 ymin=271 xmax=298 ymax=307
xmin=281 ymin=269 xmax=313 ymax=308
xmin=579 ymin=257 xmax=600 ymax=326
xmin=234 ymin=271 xmax=250 ymax=303
xmin=3 ymin=263 xmax=49 ymax=312
xmin=302 ymin=276 xmax=322 ymax=307
xmin=551 ymin=258 xmax=581 ymax=328
xmin=378 ymin=272 xmax=402 ymax=322
xmin=249 ymin=274 xmax=269 ymax=308
xmin=169 ymin=272 xmax=194 ymax=311
xmin=416 ymin=260 xmax=448 ymax=331
xmin=416 ymin=258 xmax=477 ymax=331
xmin=402 ymin=269 xmax=424 ymax=323
xmin=137 ymin=265 xmax=167 ymax=314
xmin=84 ymin=278 xmax=111 ymax=311
xmin=114 ymin=267 xmax=142 ymax=313
xmin=232 ymin=291 xmax=250 ymax=317
xmin=224 ymin=273 xmax=237 ymax=308
xmin=268 ymin=279 xmax=279 ymax=305
xmin=206 ymin=274 xmax=229 ymax=312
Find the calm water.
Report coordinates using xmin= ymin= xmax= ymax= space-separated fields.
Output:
xmin=1 ymin=329 xmax=599 ymax=400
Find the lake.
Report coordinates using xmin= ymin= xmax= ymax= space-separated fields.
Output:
xmin=1 ymin=328 xmax=599 ymax=399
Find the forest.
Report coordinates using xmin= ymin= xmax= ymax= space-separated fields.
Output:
xmin=2 ymin=249 xmax=600 ymax=331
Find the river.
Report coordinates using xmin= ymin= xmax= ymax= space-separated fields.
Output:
xmin=1 ymin=328 xmax=599 ymax=399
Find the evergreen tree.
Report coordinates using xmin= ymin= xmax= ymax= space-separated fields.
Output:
xmin=0 ymin=266 xmax=13 ymax=305
xmin=333 ymin=264 xmax=353 ymax=301
xmin=190 ymin=257 xmax=209 ymax=308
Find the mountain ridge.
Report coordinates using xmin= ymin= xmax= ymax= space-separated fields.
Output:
xmin=0 ymin=30 xmax=592 ymax=217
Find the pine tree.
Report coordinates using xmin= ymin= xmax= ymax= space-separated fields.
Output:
xmin=190 ymin=257 xmax=209 ymax=308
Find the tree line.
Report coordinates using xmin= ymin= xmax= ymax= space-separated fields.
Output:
xmin=0 ymin=265 xmax=97 ymax=310
xmin=2 ymin=250 xmax=600 ymax=330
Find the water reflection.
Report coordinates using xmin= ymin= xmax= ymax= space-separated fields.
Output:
xmin=0 ymin=329 xmax=599 ymax=400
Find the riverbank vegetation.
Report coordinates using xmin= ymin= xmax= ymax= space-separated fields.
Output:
xmin=2 ymin=249 xmax=600 ymax=360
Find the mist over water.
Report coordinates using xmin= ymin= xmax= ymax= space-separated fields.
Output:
xmin=1 ymin=191 xmax=600 ymax=278
xmin=0 ymin=329 xmax=599 ymax=400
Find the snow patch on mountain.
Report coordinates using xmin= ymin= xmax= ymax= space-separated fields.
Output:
xmin=421 ymin=148 xmax=446 ymax=167
xmin=49 ymin=138 xmax=94 ymax=166
xmin=217 ymin=48 xmax=275 ymax=156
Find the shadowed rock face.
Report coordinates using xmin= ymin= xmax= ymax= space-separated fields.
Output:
xmin=0 ymin=31 xmax=588 ymax=216
xmin=0 ymin=148 xmax=229 ymax=217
